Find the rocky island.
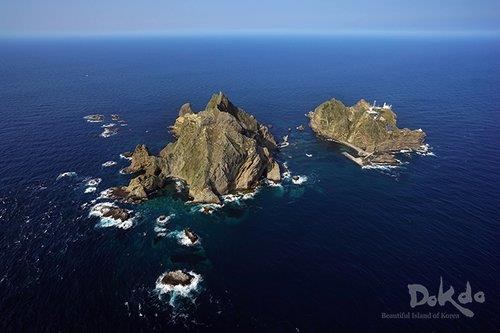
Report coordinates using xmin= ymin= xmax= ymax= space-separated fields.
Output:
xmin=309 ymin=99 xmax=426 ymax=166
xmin=112 ymin=92 xmax=281 ymax=204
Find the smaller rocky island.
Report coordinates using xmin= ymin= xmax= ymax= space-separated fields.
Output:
xmin=112 ymin=92 xmax=281 ymax=204
xmin=309 ymin=99 xmax=426 ymax=166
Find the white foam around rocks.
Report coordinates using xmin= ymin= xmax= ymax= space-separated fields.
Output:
xmin=88 ymin=202 xmax=134 ymax=229
xmin=119 ymin=154 xmax=132 ymax=160
xmin=292 ymin=175 xmax=308 ymax=185
xmin=155 ymin=271 xmax=202 ymax=306
xmin=85 ymin=178 xmax=102 ymax=187
xmin=416 ymin=144 xmax=436 ymax=156
xmin=156 ymin=214 xmax=175 ymax=225
xmin=100 ymin=127 xmax=118 ymax=138
xmin=102 ymin=161 xmax=117 ymax=167
xmin=84 ymin=187 xmax=97 ymax=193
xmin=56 ymin=172 xmax=77 ymax=180
xmin=168 ymin=230 xmax=199 ymax=246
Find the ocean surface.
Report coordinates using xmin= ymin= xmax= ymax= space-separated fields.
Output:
xmin=0 ymin=36 xmax=499 ymax=332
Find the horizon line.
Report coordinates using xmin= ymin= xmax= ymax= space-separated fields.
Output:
xmin=2 ymin=29 xmax=500 ymax=39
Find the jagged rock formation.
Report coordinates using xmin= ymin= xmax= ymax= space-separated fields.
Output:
xmin=116 ymin=92 xmax=281 ymax=204
xmin=309 ymin=99 xmax=426 ymax=165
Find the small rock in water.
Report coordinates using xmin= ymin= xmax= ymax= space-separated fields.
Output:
xmin=184 ymin=228 xmax=199 ymax=244
xmin=160 ymin=270 xmax=194 ymax=286
xmin=111 ymin=114 xmax=120 ymax=121
xmin=296 ymin=124 xmax=305 ymax=131
xmin=292 ymin=175 xmax=308 ymax=185
xmin=101 ymin=206 xmax=131 ymax=221
xmin=202 ymin=206 xmax=215 ymax=215
xmin=84 ymin=114 xmax=104 ymax=122
xmin=101 ymin=127 xmax=119 ymax=138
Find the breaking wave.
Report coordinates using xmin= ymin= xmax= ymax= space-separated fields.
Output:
xmin=56 ymin=172 xmax=77 ymax=180
xmin=168 ymin=230 xmax=199 ymax=247
xmin=416 ymin=144 xmax=436 ymax=156
xmin=85 ymin=178 xmax=102 ymax=187
xmin=102 ymin=161 xmax=117 ymax=167
xmin=157 ymin=214 xmax=175 ymax=225
xmin=292 ymin=175 xmax=308 ymax=185
xmin=84 ymin=187 xmax=97 ymax=193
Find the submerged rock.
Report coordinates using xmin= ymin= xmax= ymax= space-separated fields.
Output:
xmin=160 ymin=270 xmax=194 ymax=286
xmin=119 ymin=92 xmax=281 ymax=203
xmin=309 ymin=99 xmax=426 ymax=166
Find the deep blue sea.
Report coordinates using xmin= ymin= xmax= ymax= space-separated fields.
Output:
xmin=0 ymin=36 xmax=499 ymax=332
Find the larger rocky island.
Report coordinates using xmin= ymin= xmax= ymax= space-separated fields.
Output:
xmin=114 ymin=92 xmax=281 ymax=204
xmin=309 ymin=98 xmax=426 ymax=166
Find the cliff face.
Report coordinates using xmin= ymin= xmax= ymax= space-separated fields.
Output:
xmin=121 ymin=92 xmax=280 ymax=204
xmin=309 ymin=98 xmax=425 ymax=163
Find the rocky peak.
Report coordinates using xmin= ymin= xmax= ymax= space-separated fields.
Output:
xmin=117 ymin=93 xmax=281 ymax=204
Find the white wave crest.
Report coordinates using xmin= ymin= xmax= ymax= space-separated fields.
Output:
xmin=222 ymin=189 xmax=258 ymax=203
xmin=56 ymin=172 xmax=77 ymax=180
xmin=194 ymin=203 xmax=223 ymax=214
xmin=84 ymin=187 xmax=97 ymax=193
xmin=156 ymin=214 xmax=175 ymax=225
xmin=102 ymin=161 xmax=117 ymax=167
xmin=264 ymin=179 xmax=283 ymax=188
xmin=119 ymin=153 xmax=132 ymax=160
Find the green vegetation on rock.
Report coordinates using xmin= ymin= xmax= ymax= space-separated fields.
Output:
xmin=309 ymin=98 xmax=426 ymax=165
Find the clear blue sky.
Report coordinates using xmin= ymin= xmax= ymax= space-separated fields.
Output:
xmin=1 ymin=0 xmax=499 ymax=36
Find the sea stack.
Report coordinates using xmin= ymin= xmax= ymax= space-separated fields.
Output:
xmin=115 ymin=92 xmax=281 ymax=204
xmin=308 ymin=99 xmax=426 ymax=166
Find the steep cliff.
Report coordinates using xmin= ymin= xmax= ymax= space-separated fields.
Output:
xmin=118 ymin=92 xmax=280 ymax=204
